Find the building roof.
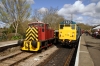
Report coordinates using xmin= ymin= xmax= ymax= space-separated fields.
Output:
xmin=93 ymin=26 xmax=100 ymax=29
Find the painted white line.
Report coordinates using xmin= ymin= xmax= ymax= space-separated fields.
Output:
xmin=74 ymin=37 xmax=81 ymax=66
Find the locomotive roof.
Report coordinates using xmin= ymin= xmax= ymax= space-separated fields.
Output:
xmin=28 ymin=21 xmax=48 ymax=24
xmin=60 ymin=20 xmax=76 ymax=24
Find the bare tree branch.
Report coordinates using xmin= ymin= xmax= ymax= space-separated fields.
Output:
xmin=0 ymin=0 xmax=31 ymax=35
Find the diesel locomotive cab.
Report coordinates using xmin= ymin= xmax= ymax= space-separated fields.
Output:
xmin=20 ymin=22 xmax=41 ymax=51
xmin=18 ymin=21 xmax=56 ymax=51
xmin=58 ymin=20 xmax=81 ymax=46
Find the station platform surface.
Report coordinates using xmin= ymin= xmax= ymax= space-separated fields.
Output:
xmin=75 ymin=34 xmax=95 ymax=66
xmin=0 ymin=40 xmax=18 ymax=47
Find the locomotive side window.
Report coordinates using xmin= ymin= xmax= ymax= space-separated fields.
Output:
xmin=42 ymin=29 xmax=44 ymax=32
xmin=29 ymin=24 xmax=33 ymax=27
xmin=40 ymin=23 xmax=44 ymax=27
xmin=46 ymin=24 xmax=49 ymax=29
xmin=29 ymin=23 xmax=39 ymax=27
xmin=41 ymin=23 xmax=44 ymax=32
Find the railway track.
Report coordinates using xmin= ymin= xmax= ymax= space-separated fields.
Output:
xmin=64 ymin=48 xmax=75 ymax=66
xmin=0 ymin=51 xmax=35 ymax=66
xmin=37 ymin=47 xmax=76 ymax=66
xmin=0 ymin=45 xmax=57 ymax=66
xmin=0 ymin=44 xmax=77 ymax=66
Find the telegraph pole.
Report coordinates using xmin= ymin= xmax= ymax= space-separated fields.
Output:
xmin=71 ymin=13 xmax=73 ymax=21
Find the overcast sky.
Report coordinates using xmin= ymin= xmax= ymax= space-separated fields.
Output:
xmin=0 ymin=0 xmax=100 ymax=28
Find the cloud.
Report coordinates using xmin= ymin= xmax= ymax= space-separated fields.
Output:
xmin=0 ymin=22 xmax=6 ymax=28
xmin=76 ymin=17 xmax=83 ymax=21
xmin=91 ymin=0 xmax=100 ymax=2
xmin=38 ymin=7 xmax=48 ymax=13
xmin=57 ymin=1 xmax=100 ymax=25
xmin=58 ymin=1 xmax=84 ymax=15
xmin=96 ymin=1 xmax=100 ymax=13
xmin=26 ymin=0 xmax=34 ymax=4
xmin=87 ymin=18 xmax=100 ymax=26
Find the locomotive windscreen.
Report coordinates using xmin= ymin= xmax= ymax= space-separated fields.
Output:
xmin=60 ymin=25 xmax=64 ymax=29
xmin=28 ymin=23 xmax=44 ymax=27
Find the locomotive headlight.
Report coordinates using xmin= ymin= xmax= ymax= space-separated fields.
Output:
xmin=59 ymin=32 xmax=62 ymax=37
xmin=72 ymin=34 xmax=74 ymax=37
xmin=59 ymin=34 xmax=61 ymax=37
xmin=72 ymin=32 xmax=74 ymax=37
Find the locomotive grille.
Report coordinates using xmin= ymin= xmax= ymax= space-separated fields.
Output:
xmin=25 ymin=27 xmax=38 ymax=41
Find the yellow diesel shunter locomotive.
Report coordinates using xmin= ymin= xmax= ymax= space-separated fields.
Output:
xmin=58 ymin=20 xmax=81 ymax=47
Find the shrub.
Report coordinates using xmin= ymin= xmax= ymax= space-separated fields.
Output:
xmin=11 ymin=36 xmax=21 ymax=40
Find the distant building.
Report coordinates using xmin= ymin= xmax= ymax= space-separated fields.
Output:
xmin=93 ymin=25 xmax=100 ymax=31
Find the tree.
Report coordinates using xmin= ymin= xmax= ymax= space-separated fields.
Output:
xmin=0 ymin=0 xmax=31 ymax=35
xmin=32 ymin=7 xmax=64 ymax=29
xmin=42 ymin=7 xmax=64 ymax=29
xmin=32 ymin=9 xmax=44 ymax=21
xmin=43 ymin=13 xmax=64 ymax=29
xmin=18 ymin=20 xmax=30 ymax=35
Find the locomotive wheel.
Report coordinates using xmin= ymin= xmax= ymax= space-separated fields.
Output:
xmin=37 ymin=48 xmax=42 ymax=53
xmin=18 ymin=40 xmax=24 ymax=47
xmin=31 ymin=41 xmax=37 ymax=48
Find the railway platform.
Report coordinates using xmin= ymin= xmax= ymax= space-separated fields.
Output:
xmin=75 ymin=34 xmax=94 ymax=66
xmin=0 ymin=40 xmax=18 ymax=47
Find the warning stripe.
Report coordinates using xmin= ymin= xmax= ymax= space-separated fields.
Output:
xmin=25 ymin=27 xmax=38 ymax=41
xmin=26 ymin=29 xmax=38 ymax=37
xmin=26 ymin=31 xmax=38 ymax=41
xmin=26 ymin=34 xmax=37 ymax=41
xmin=33 ymin=27 xmax=38 ymax=33
xmin=26 ymin=27 xmax=31 ymax=33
